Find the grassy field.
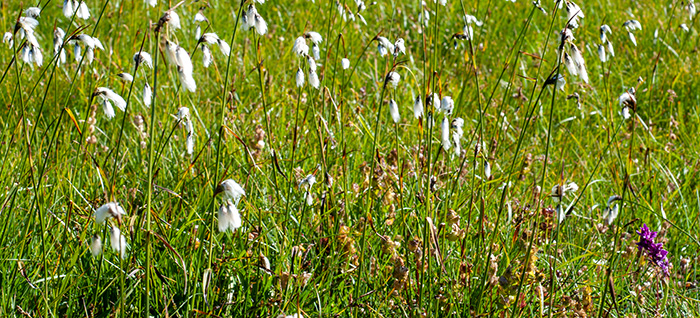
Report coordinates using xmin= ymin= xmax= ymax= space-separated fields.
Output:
xmin=0 ymin=0 xmax=699 ymax=316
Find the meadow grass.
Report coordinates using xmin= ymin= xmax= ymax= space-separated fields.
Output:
xmin=0 ymin=0 xmax=699 ymax=316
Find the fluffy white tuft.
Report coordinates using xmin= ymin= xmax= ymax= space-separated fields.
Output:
xmin=109 ymin=226 xmax=128 ymax=259
xmin=389 ymin=99 xmax=400 ymax=123
xmin=217 ymin=179 xmax=246 ymax=205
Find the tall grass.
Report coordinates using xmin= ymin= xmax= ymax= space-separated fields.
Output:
xmin=0 ymin=0 xmax=698 ymax=316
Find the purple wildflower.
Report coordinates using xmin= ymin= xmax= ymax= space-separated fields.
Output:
xmin=635 ymin=224 xmax=658 ymax=251
xmin=636 ymin=224 xmax=670 ymax=276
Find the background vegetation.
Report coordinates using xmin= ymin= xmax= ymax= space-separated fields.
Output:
xmin=0 ymin=0 xmax=699 ymax=316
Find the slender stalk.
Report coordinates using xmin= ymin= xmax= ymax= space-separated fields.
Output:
xmin=109 ymin=31 xmax=149 ymax=195
xmin=143 ymin=25 xmax=161 ymax=315
xmin=420 ymin=0 xmax=443 ymax=311
xmin=470 ymin=2 xmax=559 ymax=311
xmin=253 ymin=34 xmax=280 ymax=204
xmin=543 ymin=85 xmax=564 ymax=318
xmin=11 ymin=37 xmax=52 ymax=317
xmin=286 ymin=84 xmax=304 ymax=224
xmin=206 ymin=0 xmax=244 ymax=311
xmin=596 ymin=114 xmax=640 ymax=318
xmin=353 ymin=62 xmax=392 ymax=312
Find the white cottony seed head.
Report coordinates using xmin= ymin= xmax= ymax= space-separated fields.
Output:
xmin=464 ymin=14 xmax=483 ymax=26
xmin=63 ymin=0 xmax=74 ymax=18
xmin=95 ymin=87 xmax=127 ymax=112
xmin=413 ymin=95 xmax=423 ymax=119
xmin=2 ymin=32 xmax=13 ymax=48
xmin=606 ymin=41 xmax=615 ymax=57
xmin=431 ymin=93 xmax=441 ymax=110
xmin=393 ymin=38 xmax=406 ymax=56
xmin=312 ymin=44 xmax=320 ymax=60
xmin=376 ymin=36 xmax=394 ymax=57
xmin=167 ymin=10 xmax=181 ymax=29
xmin=296 ymin=67 xmax=305 ymax=87
xmin=218 ymin=200 xmax=242 ymax=232
xmin=309 ymin=70 xmax=320 ymax=89
xmin=175 ymin=45 xmax=193 ymax=77
xmin=389 ymin=99 xmax=400 ymax=123
xmin=386 ymin=71 xmax=400 ymax=88
xmin=441 ymin=117 xmax=451 ymax=151
xmin=299 ymin=174 xmax=316 ymax=191
xmin=186 ymin=134 xmax=194 ymax=154
xmin=177 ymin=107 xmax=190 ymax=122
xmin=254 ymin=13 xmax=268 ymax=35
xmin=598 ymin=44 xmax=606 ymax=63
xmin=109 ymin=226 xmax=128 ymax=259
xmin=194 ymin=11 xmax=207 ymax=23
xmin=623 ymin=20 xmax=642 ymax=31
xmin=95 ymin=202 xmax=127 ymax=224
xmin=76 ymin=1 xmax=90 ymax=19
xmin=293 ymin=36 xmax=309 ymax=56
xmin=619 ymin=90 xmax=636 ymax=119
xmin=563 ymin=52 xmax=577 ymax=76
xmin=451 ymin=117 xmax=465 ymax=155
xmin=143 ymin=82 xmax=152 ymax=107
xmin=569 ymin=43 xmax=588 ymax=83
xmin=554 ymin=74 xmax=566 ymax=91
xmin=217 ymin=179 xmax=246 ymax=205
xmin=306 ymin=192 xmax=313 ymax=206
xmin=202 ymin=45 xmax=213 ymax=68
xmin=603 ymin=204 xmax=619 ymax=225
xmin=690 ymin=1 xmax=697 ymax=18
xmin=218 ymin=40 xmax=231 ymax=56
xmin=90 ymin=234 xmax=102 ymax=257
xmin=440 ymin=96 xmax=454 ymax=115
xmin=565 ymin=1 xmax=584 ymax=28
xmin=25 ymin=7 xmax=41 ymax=19
xmin=451 ymin=117 xmax=464 ymax=139
xmin=305 ymin=31 xmax=323 ymax=44
xmin=102 ymin=100 xmax=115 ymax=119
xmin=307 ymin=56 xmax=317 ymax=72
xmin=133 ymin=51 xmax=153 ymax=69
xmin=117 ymin=73 xmax=133 ymax=82
xmin=200 ymin=33 xmax=220 ymax=45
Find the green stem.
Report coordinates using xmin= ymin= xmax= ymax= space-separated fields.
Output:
xmin=207 ymin=0 xmax=245 ymax=310
xmin=144 ymin=25 xmax=162 ymax=316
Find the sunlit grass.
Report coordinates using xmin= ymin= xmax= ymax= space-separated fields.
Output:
xmin=0 ymin=0 xmax=698 ymax=316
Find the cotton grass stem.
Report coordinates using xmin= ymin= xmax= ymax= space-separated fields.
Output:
xmin=206 ymin=0 xmax=244 ymax=311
